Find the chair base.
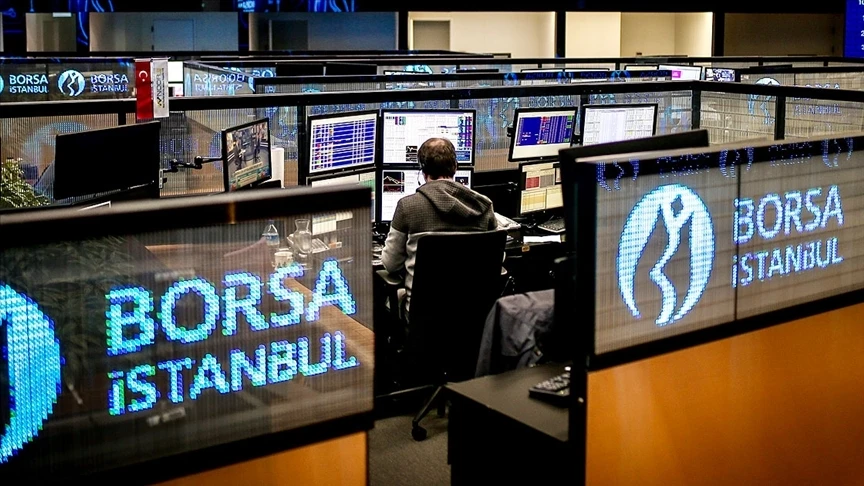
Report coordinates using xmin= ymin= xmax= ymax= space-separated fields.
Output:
xmin=411 ymin=385 xmax=444 ymax=441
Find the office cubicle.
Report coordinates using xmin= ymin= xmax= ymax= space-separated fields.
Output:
xmin=0 ymin=185 xmax=375 ymax=483
xmin=560 ymin=134 xmax=864 ymax=484
xmin=2 ymin=80 xmax=864 ymax=202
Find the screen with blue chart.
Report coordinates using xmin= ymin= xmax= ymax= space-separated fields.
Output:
xmin=845 ymin=0 xmax=864 ymax=57
xmin=308 ymin=112 xmax=377 ymax=175
xmin=509 ymin=109 xmax=576 ymax=161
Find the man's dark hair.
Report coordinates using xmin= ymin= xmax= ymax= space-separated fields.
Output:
xmin=418 ymin=138 xmax=457 ymax=179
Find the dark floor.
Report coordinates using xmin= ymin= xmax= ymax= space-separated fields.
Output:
xmin=369 ymin=414 xmax=450 ymax=486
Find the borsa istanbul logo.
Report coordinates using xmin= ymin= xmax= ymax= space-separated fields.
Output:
xmin=614 ymin=146 xmax=847 ymax=326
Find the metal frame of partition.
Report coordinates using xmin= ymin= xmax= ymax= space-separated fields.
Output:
xmin=559 ymin=135 xmax=864 ymax=484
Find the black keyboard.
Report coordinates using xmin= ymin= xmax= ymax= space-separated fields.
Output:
xmin=528 ymin=372 xmax=570 ymax=406
xmin=537 ymin=217 xmax=565 ymax=234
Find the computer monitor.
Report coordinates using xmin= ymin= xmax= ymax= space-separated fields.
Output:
xmin=624 ymin=64 xmax=659 ymax=71
xmin=508 ymin=107 xmax=578 ymax=162
xmin=53 ymin=121 xmax=162 ymax=201
xmin=308 ymin=167 xmax=376 ymax=221
xmin=659 ymin=64 xmax=703 ymax=80
xmin=307 ymin=110 xmax=378 ymax=176
xmin=705 ymin=67 xmax=737 ymax=82
xmin=580 ymin=104 xmax=658 ymax=146
xmin=518 ymin=161 xmax=562 ymax=216
xmin=381 ymin=109 xmax=475 ymax=166
xmin=222 ymin=118 xmax=272 ymax=192
xmin=379 ymin=166 xmax=473 ymax=222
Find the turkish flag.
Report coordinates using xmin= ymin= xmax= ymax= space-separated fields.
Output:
xmin=135 ymin=59 xmax=153 ymax=121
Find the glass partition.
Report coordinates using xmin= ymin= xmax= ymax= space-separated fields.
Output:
xmin=0 ymin=188 xmax=375 ymax=481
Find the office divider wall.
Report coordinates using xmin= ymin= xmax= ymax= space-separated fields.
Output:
xmin=0 ymin=185 xmax=375 ymax=483
xmin=561 ymin=134 xmax=864 ymax=484
xmin=0 ymin=57 xmax=135 ymax=103
xmin=3 ymin=82 xmax=864 ymax=202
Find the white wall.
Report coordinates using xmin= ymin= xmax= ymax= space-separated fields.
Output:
xmin=89 ymin=13 xmax=237 ymax=51
xmin=724 ymin=14 xmax=843 ymax=56
xmin=408 ymin=12 xmax=555 ymax=58
xmin=619 ymin=12 xmax=712 ymax=57
xmin=675 ymin=13 xmax=713 ymax=56
xmin=250 ymin=13 xmax=397 ymax=51
xmin=620 ymin=13 xmax=676 ymax=57
xmin=26 ymin=14 xmax=77 ymax=52
xmin=565 ymin=12 xmax=621 ymax=57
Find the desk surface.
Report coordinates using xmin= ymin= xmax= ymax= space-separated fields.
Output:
xmin=446 ymin=363 xmax=569 ymax=443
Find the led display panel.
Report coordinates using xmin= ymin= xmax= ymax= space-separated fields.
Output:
xmin=0 ymin=188 xmax=374 ymax=480
xmin=568 ymin=134 xmax=864 ymax=354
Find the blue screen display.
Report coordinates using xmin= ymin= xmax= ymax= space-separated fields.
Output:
xmin=516 ymin=114 xmax=575 ymax=146
xmin=309 ymin=112 xmax=377 ymax=174
xmin=845 ymin=0 xmax=864 ymax=57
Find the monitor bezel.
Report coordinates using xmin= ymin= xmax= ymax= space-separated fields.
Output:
xmin=305 ymin=109 xmax=380 ymax=179
xmin=578 ymin=103 xmax=660 ymax=146
xmin=221 ymin=117 xmax=273 ymax=193
xmin=379 ymin=108 xmax=478 ymax=167
xmin=517 ymin=160 xmax=562 ymax=216
xmin=508 ymin=106 xmax=579 ymax=163
xmin=376 ymin=164 xmax=474 ymax=223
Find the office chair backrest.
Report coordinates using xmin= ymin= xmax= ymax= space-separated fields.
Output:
xmin=407 ymin=229 xmax=507 ymax=383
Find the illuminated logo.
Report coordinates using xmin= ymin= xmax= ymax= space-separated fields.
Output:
xmin=617 ymin=184 xmax=715 ymax=326
xmin=0 ymin=284 xmax=62 ymax=463
xmin=57 ymin=69 xmax=86 ymax=97
xmin=0 ymin=76 xmax=4 ymax=94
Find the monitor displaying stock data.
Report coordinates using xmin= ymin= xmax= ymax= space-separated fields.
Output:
xmin=379 ymin=167 xmax=473 ymax=222
xmin=705 ymin=68 xmax=736 ymax=82
xmin=519 ymin=161 xmax=562 ymax=215
xmin=307 ymin=110 xmax=378 ymax=175
xmin=308 ymin=168 xmax=377 ymax=221
xmin=581 ymin=104 xmax=658 ymax=146
xmin=509 ymin=108 xmax=577 ymax=162
xmin=381 ymin=110 xmax=475 ymax=166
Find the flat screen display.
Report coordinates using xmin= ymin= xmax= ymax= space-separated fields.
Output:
xmin=509 ymin=108 xmax=577 ymax=161
xmin=222 ymin=118 xmax=272 ymax=191
xmin=658 ymin=64 xmax=703 ymax=81
xmin=307 ymin=111 xmax=377 ymax=175
xmin=581 ymin=135 xmax=864 ymax=354
xmin=379 ymin=168 xmax=473 ymax=222
xmin=581 ymin=104 xmax=657 ymax=146
xmin=519 ymin=162 xmax=562 ymax=215
xmin=309 ymin=169 xmax=377 ymax=222
xmin=381 ymin=110 xmax=475 ymax=166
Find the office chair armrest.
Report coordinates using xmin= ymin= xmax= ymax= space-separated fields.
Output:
xmin=375 ymin=269 xmax=404 ymax=287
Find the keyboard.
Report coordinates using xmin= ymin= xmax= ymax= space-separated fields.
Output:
xmin=528 ymin=371 xmax=570 ymax=406
xmin=537 ymin=217 xmax=565 ymax=234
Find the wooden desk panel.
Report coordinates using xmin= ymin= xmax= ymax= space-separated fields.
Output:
xmin=587 ymin=303 xmax=864 ymax=486
xmin=156 ymin=432 xmax=367 ymax=486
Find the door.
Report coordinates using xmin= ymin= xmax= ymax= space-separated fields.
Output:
xmin=152 ymin=20 xmax=195 ymax=51
xmin=412 ymin=20 xmax=450 ymax=51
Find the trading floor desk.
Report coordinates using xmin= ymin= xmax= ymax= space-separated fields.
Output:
xmin=446 ymin=363 xmax=571 ymax=485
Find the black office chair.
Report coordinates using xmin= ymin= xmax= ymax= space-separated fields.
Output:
xmin=378 ymin=229 xmax=508 ymax=440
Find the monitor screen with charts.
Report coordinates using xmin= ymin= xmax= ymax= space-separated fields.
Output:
xmin=379 ymin=168 xmax=473 ymax=222
xmin=659 ymin=64 xmax=703 ymax=80
xmin=509 ymin=108 xmax=577 ymax=161
xmin=580 ymin=104 xmax=658 ymax=146
xmin=519 ymin=161 xmax=562 ymax=215
xmin=308 ymin=110 xmax=377 ymax=175
xmin=381 ymin=110 xmax=475 ymax=166
xmin=222 ymin=118 xmax=272 ymax=191
xmin=705 ymin=68 xmax=736 ymax=82
xmin=308 ymin=168 xmax=377 ymax=221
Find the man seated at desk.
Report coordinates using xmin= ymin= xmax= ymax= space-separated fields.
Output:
xmin=380 ymin=137 xmax=497 ymax=316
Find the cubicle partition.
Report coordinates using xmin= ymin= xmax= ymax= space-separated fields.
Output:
xmin=0 ymin=185 xmax=375 ymax=483
xmin=560 ymin=134 xmax=864 ymax=485
xmin=0 ymin=57 xmax=135 ymax=103
xmin=3 ymin=81 xmax=864 ymax=202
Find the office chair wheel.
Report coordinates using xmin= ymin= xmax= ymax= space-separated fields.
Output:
xmin=411 ymin=425 xmax=427 ymax=441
